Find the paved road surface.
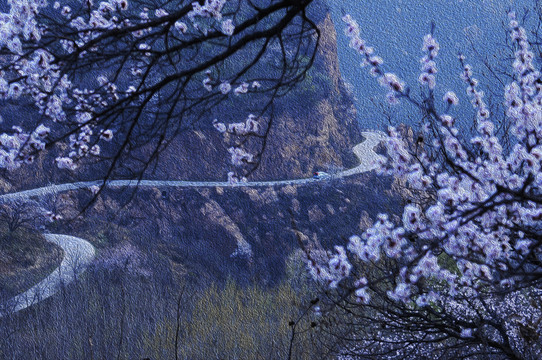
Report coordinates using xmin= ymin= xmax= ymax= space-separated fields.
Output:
xmin=0 ymin=234 xmax=95 ymax=317
xmin=0 ymin=132 xmax=386 ymax=201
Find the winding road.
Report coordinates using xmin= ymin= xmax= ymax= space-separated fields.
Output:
xmin=0 ymin=234 xmax=95 ymax=317
xmin=0 ymin=130 xmax=387 ymax=317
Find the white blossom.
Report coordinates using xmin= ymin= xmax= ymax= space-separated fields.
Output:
xmin=221 ymin=19 xmax=235 ymax=36
xmin=219 ymin=82 xmax=231 ymax=94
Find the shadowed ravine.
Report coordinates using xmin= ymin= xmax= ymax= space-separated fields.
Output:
xmin=0 ymin=130 xmax=386 ymax=317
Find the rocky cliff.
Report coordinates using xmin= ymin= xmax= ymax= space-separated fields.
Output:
xmin=49 ymin=171 xmax=401 ymax=286
xmin=148 ymin=0 xmax=362 ymax=181
xmin=253 ymin=7 xmax=362 ymax=180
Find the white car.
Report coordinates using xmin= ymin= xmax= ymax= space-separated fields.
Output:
xmin=313 ymin=171 xmax=331 ymax=179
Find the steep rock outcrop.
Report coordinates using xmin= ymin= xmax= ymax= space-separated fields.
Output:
xmin=150 ymin=2 xmax=362 ymax=181
xmin=253 ymin=9 xmax=361 ymax=180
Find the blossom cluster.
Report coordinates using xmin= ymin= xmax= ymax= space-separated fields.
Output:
xmin=202 ymin=70 xmax=261 ymax=95
xmin=310 ymin=14 xmax=542 ymax=332
xmin=55 ymin=125 xmax=111 ymax=170
xmin=214 ymin=112 xmax=262 ymax=180
xmin=67 ymin=0 xmax=130 ymax=34
xmin=0 ymin=0 xmax=239 ymax=172
xmin=188 ymin=0 xmax=235 ymax=36
xmin=0 ymin=0 xmax=76 ymax=169
xmin=342 ymin=14 xmax=404 ymax=104
xmin=306 ymin=246 xmax=351 ymax=289
xmin=418 ymin=33 xmax=439 ymax=90
xmin=505 ymin=13 xmax=542 ymax=147
xmin=226 ymin=171 xmax=247 ymax=184
xmin=0 ymin=124 xmax=49 ymax=170
xmin=0 ymin=0 xmax=123 ymax=170
xmin=227 ymin=146 xmax=254 ymax=167
xmin=214 ymin=114 xmax=260 ymax=136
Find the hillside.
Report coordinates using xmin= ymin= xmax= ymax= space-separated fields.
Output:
xmin=0 ymin=0 xmax=361 ymax=190
xmin=0 ymin=3 xmax=404 ymax=358
xmin=145 ymin=0 xmax=362 ymax=181
xmin=0 ymin=0 xmax=390 ymax=288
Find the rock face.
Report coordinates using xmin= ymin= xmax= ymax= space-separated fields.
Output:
xmin=253 ymin=9 xmax=362 ymax=180
xmin=51 ymin=171 xmax=401 ymax=286
xmin=149 ymin=1 xmax=362 ymax=182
